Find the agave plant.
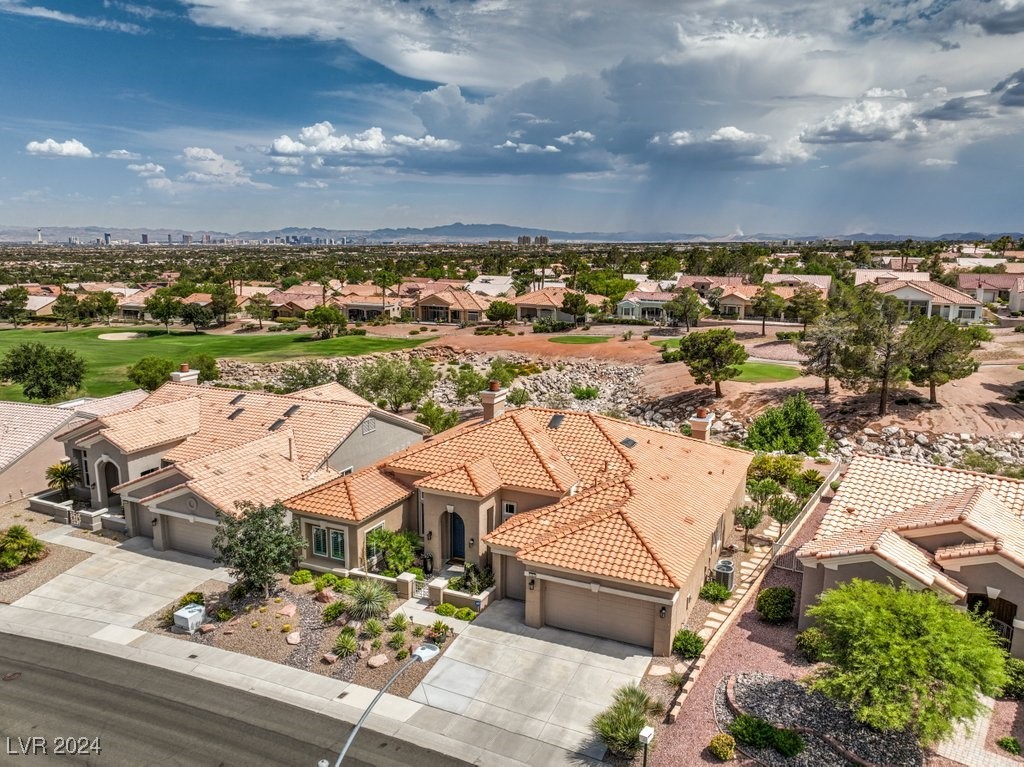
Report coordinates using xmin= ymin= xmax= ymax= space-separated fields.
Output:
xmin=45 ymin=461 xmax=81 ymax=501
xmin=346 ymin=579 xmax=393 ymax=620
xmin=333 ymin=631 xmax=358 ymax=658
xmin=387 ymin=613 xmax=409 ymax=632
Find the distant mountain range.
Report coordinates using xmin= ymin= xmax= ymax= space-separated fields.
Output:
xmin=0 ymin=222 xmax=1021 ymax=244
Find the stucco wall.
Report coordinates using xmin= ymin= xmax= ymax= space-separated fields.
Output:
xmin=157 ymin=491 xmax=218 ymax=520
xmin=0 ymin=437 xmax=66 ymax=502
xmin=422 ymin=491 xmax=491 ymax=568
xmin=327 ymin=416 xmax=423 ymax=473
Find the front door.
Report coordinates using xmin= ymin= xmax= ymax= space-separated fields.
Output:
xmin=450 ymin=513 xmax=465 ymax=560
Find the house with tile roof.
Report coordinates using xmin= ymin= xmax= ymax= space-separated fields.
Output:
xmin=675 ymin=275 xmax=746 ymax=297
xmin=414 ymin=288 xmax=495 ymax=323
xmin=717 ymin=284 xmax=829 ymax=320
xmin=510 ymin=287 xmax=606 ymax=322
xmin=874 ymin=280 xmax=982 ymax=323
xmin=615 ymin=290 xmax=679 ymax=322
xmin=56 ymin=369 xmax=429 ymax=557
xmin=762 ymin=273 xmax=833 ymax=293
xmin=957 ymin=273 xmax=1018 ymax=305
xmin=797 ymin=455 xmax=1024 ymax=656
xmin=853 ymin=269 xmax=930 ymax=286
xmin=285 ymin=386 xmax=752 ymax=654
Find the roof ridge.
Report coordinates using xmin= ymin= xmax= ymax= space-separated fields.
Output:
xmin=517 ymin=498 xmax=629 ymax=555
xmin=617 ymin=481 xmax=683 ymax=588
xmin=855 ymin=453 xmax=1024 ymax=486
xmin=509 ymin=410 xmax=572 ymax=491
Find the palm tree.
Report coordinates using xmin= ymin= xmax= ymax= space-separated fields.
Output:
xmin=45 ymin=461 xmax=81 ymax=501
xmin=0 ymin=524 xmax=45 ymax=571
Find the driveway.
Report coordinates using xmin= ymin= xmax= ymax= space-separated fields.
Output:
xmin=11 ymin=534 xmax=231 ymax=628
xmin=409 ymin=599 xmax=651 ymax=760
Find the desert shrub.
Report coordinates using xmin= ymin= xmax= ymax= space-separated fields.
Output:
xmin=746 ymin=393 xmax=826 ymax=454
xmin=347 ymin=580 xmax=394 ymax=620
xmin=571 ymin=384 xmax=600 ymax=400
xmin=788 ymin=477 xmax=818 ymax=500
xmin=0 ymin=525 xmax=45 ymax=571
xmin=281 ymin=623 xmax=292 ymax=633
xmin=435 ymin=602 xmax=457 ymax=617
xmin=672 ymin=629 xmax=705 ymax=659
xmin=747 ymin=453 xmax=802 ymax=485
xmin=454 ymin=607 xmax=477 ymax=621
xmin=446 ymin=563 xmax=494 ymax=594
xmin=429 ymin=619 xmax=452 ymax=643
xmin=795 ymin=626 xmax=828 ymax=662
xmin=798 ymin=468 xmax=825 ymax=487
xmin=665 ymin=671 xmax=686 ymax=687
xmin=829 ymin=480 xmax=841 ymax=492
xmin=532 ymin=318 xmax=573 ymax=333
xmin=370 ymin=638 xmax=382 ymax=651
xmin=998 ymin=736 xmax=1021 ymax=755
xmin=708 ymin=733 xmax=736 ymax=761
xmin=508 ymin=388 xmax=530 ymax=407
xmin=387 ymin=613 xmax=409 ymax=632
xmin=756 ymin=587 xmax=796 ymax=624
xmin=772 ymin=729 xmax=804 ymax=757
xmin=362 ymin=617 xmax=384 ymax=638
xmin=1003 ymin=658 xmax=1024 ymax=699
xmin=177 ymin=591 xmax=205 ymax=608
xmin=321 ymin=600 xmax=347 ymax=624
xmin=387 ymin=632 xmax=405 ymax=650
xmin=728 ymin=714 xmax=776 ymax=749
xmin=228 ymin=581 xmax=251 ymax=600
xmin=775 ymin=330 xmax=803 ymax=343
xmin=412 ymin=625 xmax=425 ymax=637
xmin=396 ymin=648 xmax=410 ymax=661
xmin=964 ymin=325 xmax=994 ymax=345
xmin=333 ymin=632 xmax=358 ymax=658
xmin=289 ymin=569 xmax=313 ymax=585
xmin=215 ymin=606 xmax=234 ymax=622
xmin=700 ymin=581 xmax=732 ymax=604
xmin=592 ymin=684 xmax=658 ymax=756
xmin=336 ymin=577 xmax=355 ymax=594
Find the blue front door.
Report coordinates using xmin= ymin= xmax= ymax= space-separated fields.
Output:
xmin=451 ymin=513 xmax=465 ymax=560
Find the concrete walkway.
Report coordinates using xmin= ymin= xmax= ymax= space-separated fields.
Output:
xmin=936 ymin=697 xmax=1019 ymax=767
xmin=0 ymin=531 xmax=601 ymax=767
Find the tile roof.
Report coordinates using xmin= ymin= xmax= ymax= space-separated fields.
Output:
xmin=762 ymin=274 xmax=833 ymax=291
xmin=875 ymin=279 xmax=980 ymax=305
xmin=853 ymin=269 xmax=930 ymax=285
xmin=419 ymin=289 xmax=495 ymax=312
xmin=510 ymin=287 xmax=604 ymax=308
xmin=718 ymin=284 xmax=825 ymax=302
xmin=181 ymin=293 xmax=213 ymax=305
xmin=414 ymin=456 xmax=503 ymax=497
xmin=0 ymin=402 xmax=75 ymax=473
xmin=620 ymin=291 xmax=677 ymax=303
xmin=285 ymin=466 xmax=412 ymax=522
xmin=71 ymin=389 xmax=149 ymax=418
xmin=957 ymin=274 xmax=1018 ymax=291
xmin=284 ymin=382 xmax=373 ymax=408
xmin=675 ymin=275 xmax=746 ymax=289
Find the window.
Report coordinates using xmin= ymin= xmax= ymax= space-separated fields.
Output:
xmin=312 ymin=527 xmax=327 ymax=557
xmin=959 ymin=307 xmax=977 ymax=320
xmin=330 ymin=530 xmax=345 ymax=561
xmin=74 ymin=450 xmax=90 ymax=486
xmin=502 ymin=501 xmax=517 ymax=519
xmin=340 ymin=466 xmax=354 ymax=477
xmin=365 ymin=523 xmax=384 ymax=563
xmin=361 ymin=417 xmax=377 ymax=435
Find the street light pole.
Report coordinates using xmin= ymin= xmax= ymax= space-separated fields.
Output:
xmin=331 ymin=643 xmax=440 ymax=766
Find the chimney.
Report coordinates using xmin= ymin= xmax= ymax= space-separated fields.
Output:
xmin=688 ymin=407 xmax=715 ymax=441
xmin=169 ymin=362 xmax=200 ymax=386
xmin=479 ymin=379 xmax=507 ymax=421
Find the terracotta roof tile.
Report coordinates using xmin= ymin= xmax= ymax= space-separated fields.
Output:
xmin=0 ymin=402 xmax=75 ymax=473
xmin=415 ymin=456 xmax=502 ymax=497
xmin=510 ymin=287 xmax=604 ymax=308
xmin=286 ymin=465 xmax=412 ymax=522
xmin=875 ymin=279 xmax=980 ymax=305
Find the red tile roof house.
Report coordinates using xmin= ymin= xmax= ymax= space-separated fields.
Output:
xmin=285 ymin=387 xmax=752 ymax=655
xmin=957 ymin=273 xmax=1019 ymax=306
xmin=797 ymin=455 xmax=1024 ymax=656
xmin=55 ymin=367 xmax=428 ymax=557
xmin=510 ymin=287 xmax=606 ymax=323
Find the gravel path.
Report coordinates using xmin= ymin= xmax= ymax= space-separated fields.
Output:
xmin=0 ymin=543 xmax=91 ymax=604
xmin=987 ymin=699 xmax=1024 ymax=762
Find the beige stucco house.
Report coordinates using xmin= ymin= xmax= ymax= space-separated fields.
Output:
xmin=510 ymin=287 xmax=605 ymax=323
xmin=286 ymin=388 xmax=752 ymax=655
xmin=874 ymin=280 xmax=982 ymax=323
xmin=798 ymin=455 xmax=1024 ymax=657
xmin=56 ymin=369 xmax=428 ymax=557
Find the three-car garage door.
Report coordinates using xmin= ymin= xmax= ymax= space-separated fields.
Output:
xmin=542 ymin=581 xmax=656 ymax=649
xmin=166 ymin=518 xmax=217 ymax=558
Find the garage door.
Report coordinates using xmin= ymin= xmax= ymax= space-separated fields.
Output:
xmin=504 ymin=556 xmax=526 ymax=601
xmin=167 ymin=517 xmax=216 ymax=558
xmin=543 ymin=581 xmax=656 ymax=648
xmin=135 ymin=505 xmax=156 ymax=538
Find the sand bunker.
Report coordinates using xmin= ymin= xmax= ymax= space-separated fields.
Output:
xmin=98 ymin=332 xmax=147 ymax=341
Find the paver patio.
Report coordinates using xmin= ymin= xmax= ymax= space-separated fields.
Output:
xmin=409 ymin=599 xmax=651 ymax=761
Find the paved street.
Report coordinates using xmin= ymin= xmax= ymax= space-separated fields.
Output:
xmin=0 ymin=634 xmax=471 ymax=767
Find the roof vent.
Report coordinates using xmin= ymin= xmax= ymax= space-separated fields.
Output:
xmin=548 ymin=414 xmax=565 ymax=429
xmin=284 ymin=404 xmax=300 ymax=417
xmin=269 ymin=418 xmax=286 ymax=431
xmin=230 ymin=392 xmax=245 ymax=405
xmin=227 ymin=408 xmax=243 ymax=420
xmin=620 ymin=437 xmax=637 ymax=448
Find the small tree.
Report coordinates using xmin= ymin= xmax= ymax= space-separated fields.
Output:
xmin=807 ymin=579 xmax=1007 ymax=746
xmin=839 ymin=291 xmax=908 ymax=416
xmin=246 ymin=293 xmax=272 ymax=328
xmin=452 ymin=366 xmax=487 ymax=404
xmin=209 ymin=283 xmax=236 ymax=325
xmin=144 ymin=292 xmax=182 ymax=333
xmin=752 ymin=284 xmax=786 ymax=337
xmin=187 ymin=352 xmax=220 ymax=383
xmin=355 ymin=357 xmax=436 ymax=412
xmin=663 ymin=328 xmax=748 ymax=397
xmin=799 ymin=314 xmax=853 ymax=396
xmin=768 ymin=496 xmax=802 ymax=540
xmin=786 ymin=284 xmax=826 ymax=331
xmin=52 ymin=291 xmax=80 ymax=331
xmin=561 ymin=291 xmax=592 ymax=326
xmin=485 ymin=300 xmax=516 ymax=327
xmin=746 ymin=393 xmax=827 ymax=454
xmin=305 ymin=304 xmax=347 ymax=339
xmin=180 ymin=303 xmax=214 ymax=333
xmin=127 ymin=356 xmax=176 ymax=391
xmin=92 ymin=291 xmax=118 ymax=325
xmin=212 ymin=501 xmax=305 ymax=599
xmin=508 ymin=388 xmax=530 ymax=407
xmin=734 ymin=505 xmax=763 ymax=552
xmin=747 ymin=478 xmax=783 ymax=515
xmin=0 ymin=286 xmax=29 ymax=327
xmin=664 ymin=288 xmax=707 ymax=331
xmin=0 ymin=342 xmax=85 ymax=401
xmin=416 ymin=399 xmax=460 ymax=434
xmin=903 ymin=315 xmax=978 ymax=405
xmin=278 ymin=359 xmax=335 ymax=393
xmin=45 ymin=461 xmax=81 ymax=501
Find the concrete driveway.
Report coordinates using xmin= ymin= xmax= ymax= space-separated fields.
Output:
xmin=409 ymin=600 xmax=651 ymax=760
xmin=12 ymin=535 xmax=231 ymax=628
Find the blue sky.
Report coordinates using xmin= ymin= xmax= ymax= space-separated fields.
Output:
xmin=1 ymin=0 xmax=1023 ymax=235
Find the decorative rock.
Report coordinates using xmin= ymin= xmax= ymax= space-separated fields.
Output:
xmin=862 ymin=427 xmax=879 ymax=437
xmin=322 ymin=653 xmax=338 ymax=665
xmin=286 ymin=631 xmax=301 ymax=645
xmin=357 ymin=649 xmax=370 ymax=659
xmin=648 ymin=665 xmax=671 ymax=677
xmin=199 ymin=623 xmax=215 ymax=634
xmin=314 ymin=591 xmax=333 ymax=603
xmin=367 ymin=654 xmax=389 ymax=668
xmin=278 ymin=603 xmax=297 ymax=618
xmin=673 ymin=662 xmax=688 ymax=675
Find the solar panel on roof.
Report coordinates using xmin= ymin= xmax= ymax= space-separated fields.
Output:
xmin=227 ymin=408 xmax=243 ymax=420
xmin=620 ymin=437 xmax=637 ymax=448
xmin=269 ymin=418 xmax=286 ymax=431
xmin=284 ymin=404 xmax=300 ymax=417
xmin=230 ymin=392 xmax=245 ymax=405
xmin=548 ymin=414 xmax=565 ymax=429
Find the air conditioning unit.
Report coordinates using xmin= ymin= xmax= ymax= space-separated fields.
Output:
xmin=173 ymin=603 xmax=206 ymax=633
xmin=713 ymin=559 xmax=735 ymax=592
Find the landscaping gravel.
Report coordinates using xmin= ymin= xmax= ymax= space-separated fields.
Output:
xmin=0 ymin=543 xmax=90 ymax=604
xmin=0 ymin=498 xmax=63 ymax=536
xmin=717 ymin=672 xmax=923 ymax=767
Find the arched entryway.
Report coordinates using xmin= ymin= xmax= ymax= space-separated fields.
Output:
xmin=101 ymin=461 xmax=121 ymax=508
xmin=450 ymin=512 xmax=465 ymax=561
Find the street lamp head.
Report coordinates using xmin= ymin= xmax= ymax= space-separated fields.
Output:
xmin=638 ymin=725 xmax=655 ymax=746
xmin=412 ymin=643 xmax=440 ymax=663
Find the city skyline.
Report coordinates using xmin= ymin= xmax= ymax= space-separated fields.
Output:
xmin=1 ymin=1 xmax=1022 ymax=234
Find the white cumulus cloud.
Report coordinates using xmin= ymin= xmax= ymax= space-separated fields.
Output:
xmin=105 ymin=149 xmax=141 ymax=159
xmin=25 ymin=138 xmax=93 ymax=158
xmin=800 ymin=101 xmax=925 ymax=144
xmin=127 ymin=162 xmax=165 ymax=177
xmin=921 ymin=158 xmax=957 ymax=167
xmin=180 ymin=146 xmax=267 ymax=187
xmin=556 ymin=130 xmax=596 ymax=145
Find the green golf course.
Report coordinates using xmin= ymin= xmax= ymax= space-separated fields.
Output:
xmin=0 ymin=327 xmax=432 ymax=401
xmin=731 ymin=361 xmax=802 ymax=383
xmin=547 ymin=335 xmax=612 ymax=345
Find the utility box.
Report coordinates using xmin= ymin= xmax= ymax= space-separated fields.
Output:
xmin=713 ymin=559 xmax=735 ymax=592
xmin=173 ymin=603 xmax=206 ymax=633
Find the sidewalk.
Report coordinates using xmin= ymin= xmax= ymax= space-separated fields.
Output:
xmin=0 ymin=529 xmax=598 ymax=767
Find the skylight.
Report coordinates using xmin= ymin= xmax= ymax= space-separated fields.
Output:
xmin=229 ymin=392 xmax=245 ymax=405
xmin=269 ymin=418 xmax=286 ymax=431
xmin=548 ymin=414 xmax=565 ymax=429
xmin=227 ymin=408 xmax=243 ymax=420
xmin=284 ymin=404 xmax=300 ymax=417
xmin=620 ymin=437 xmax=637 ymax=448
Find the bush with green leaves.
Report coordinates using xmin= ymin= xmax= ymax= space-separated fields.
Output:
xmin=435 ymin=602 xmax=457 ymax=617
xmin=177 ymin=591 xmax=205 ymax=608
xmin=772 ymin=729 xmax=804 ymax=757
xmin=728 ymin=714 xmax=776 ymax=749
xmin=365 ymin=527 xmax=417 ymax=575
xmin=215 ymin=606 xmax=234 ymax=622
xmin=346 ymin=579 xmax=394 ymax=620
xmin=407 ymin=567 xmax=425 ymax=580
xmin=998 ymin=736 xmax=1021 ymax=755
xmin=454 ymin=607 xmax=477 ymax=621
xmin=446 ymin=562 xmax=495 ymax=594
xmin=361 ymin=617 xmax=384 ymax=638
xmin=672 ymin=628 xmax=705 ymax=659
xmin=746 ymin=393 xmax=826 ymax=454
xmin=507 ymin=388 xmax=530 ymax=407
xmin=1002 ymin=658 xmax=1024 ymax=699
xmin=336 ymin=577 xmax=355 ymax=594
xmin=289 ymin=569 xmax=314 ymax=585
xmin=699 ymin=581 xmax=731 ymax=604
xmin=412 ymin=624 xmax=425 ymax=638
xmin=708 ymin=733 xmax=736 ymax=761
xmin=387 ymin=631 xmax=405 ymax=650
xmin=571 ymin=384 xmax=600 ymax=400
xmin=321 ymin=600 xmax=347 ymax=624
xmin=591 ymin=684 xmax=659 ymax=756
xmin=0 ymin=525 xmax=45 ymax=571
xmin=228 ymin=581 xmax=251 ymax=601
xmin=795 ymin=627 xmax=828 ymax=663
xmin=747 ymin=453 xmax=802 ymax=485
xmin=387 ymin=613 xmax=409 ymax=632
xmin=756 ymin=587 xmax=796 ymax=624
xmin=333 ymin=631 xmax=358 ymax=658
